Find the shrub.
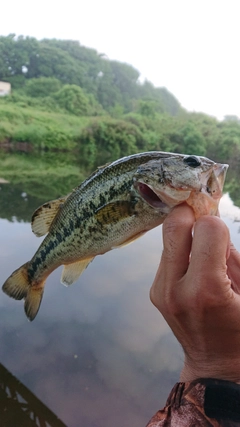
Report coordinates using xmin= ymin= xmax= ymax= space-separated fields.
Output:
xmin=54 ymin=85 xmax=90 ymax=116
xmin=78 ymin=119 xmax=145 ymax=167
xmin=24 ymin=77 xmax=62 ymax=97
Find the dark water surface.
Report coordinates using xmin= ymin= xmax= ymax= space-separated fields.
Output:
xmin=0 ymin=154 xmax=240 ymax=427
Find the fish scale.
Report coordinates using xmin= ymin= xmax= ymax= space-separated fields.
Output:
xmin=2 ymin=151 xmax=228 ymax=321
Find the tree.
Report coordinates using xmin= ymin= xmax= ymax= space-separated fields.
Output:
xmin=139 ymin=80 xmax=181 ymax=115
xmin=180 ymin=123 xmax=206 ymax=155
xmin=24 ymin=77 xmax=62 ymax=97
xmin=54 ymin=85 xmax=90 ymax=115
xmin=0 ymin=34 xmax=182 ymax=116
xmin=0 ymin=34 xmax=39 ymax=82
xmin=138 ymin=100 xmax=157 ymax=118
xmin=223 ymin=115 xmax=240 ymax=122
xmin=79 ymin=119 xmax=144 ymax=167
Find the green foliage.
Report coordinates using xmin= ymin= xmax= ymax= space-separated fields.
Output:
xmin=124 ymin=113 xmax=151 ymax=132
xmin=54 ymin=84 xmax=90 ymax=116
xmin=223 ymin=115 xmax=240 ymax=122
xmin=0 ymin=122 xmax=12 ymax=141
xmin=224 ymin=176 xmax=240 ymax=207
xmin=6 ymin=74 xmax=26 ymax=89
xmin=109 ymin=104 xmax=124 ymax=118
xmin=78 ymin=119 xmax=145 ymax=167
xmin=156 ymin=87 xmax=181 ymax=116
xmin=2 ymin=91 xmax=63 ymax=113
xmin=138 ymin=81 xmax=181 ymax=115
xmin=0 ymin=102 xmax=91 ymax=149
xmin=179 ymin=123 xmax=206 ymax=155
xmin=0 ymin=32 xmax=239 ymax=189
xmin=12 ymin=123 xmax=74 ymax=150
xmin=138 ymin=100 xmax=157 ymax=118
xmin=2 ymin=87 xmax=103 ymax=117
xmin=87 ymin=93 xmax=105 ymax=116
xmin=0 ymin=34 xmax=180 ymax=116
xmin=24 ymin=77 xmax=62 ymax=97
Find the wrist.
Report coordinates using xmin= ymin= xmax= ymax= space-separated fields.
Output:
xmin=180 ymin=356 xmax=240 ymax=384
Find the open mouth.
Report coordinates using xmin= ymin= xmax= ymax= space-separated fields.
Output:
xmin=134 ymin=182 xmax=168 ymax=209
xmin=202 ymin=163 xmax=229 ymax=199
xmin=134 ymin=162 xmax=228 ymax=211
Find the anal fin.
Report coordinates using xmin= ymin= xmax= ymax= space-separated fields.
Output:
xmin=61 ymin=258 xmax=94 ymax=286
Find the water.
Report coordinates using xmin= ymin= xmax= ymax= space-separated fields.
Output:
xmin=0 ymin=154 xmax=240 ymax=427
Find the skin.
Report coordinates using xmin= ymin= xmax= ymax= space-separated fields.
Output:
xmin=150 ymin=204 xmax=240 ymax=383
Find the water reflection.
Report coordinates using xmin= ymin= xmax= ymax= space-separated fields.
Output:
xmin=1 ymin=205 xmax=240 ymax=426
xmin=0 ymin=150 xmax=240 ymax=223
xmin=0 ymin=363 xmax=67 ymax=427
xmin=0 ymin=216 xmax=183 ymax=426
xmin=0 ymin=154 xmax=240 ymax=426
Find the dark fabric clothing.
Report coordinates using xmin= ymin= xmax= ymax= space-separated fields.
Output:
xmin=147 ymin=378 xmax=240 ymax=426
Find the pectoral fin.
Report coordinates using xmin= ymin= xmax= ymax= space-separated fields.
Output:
xmin=31 ymin=196 xmax=69 ymax=237
xmin=61 ymin=258 xmax=94 ymax=286
xmin=112 ymin=231 xmax=146 ymax=249
xmin=95 ymin=201 xmax=135 ymax=225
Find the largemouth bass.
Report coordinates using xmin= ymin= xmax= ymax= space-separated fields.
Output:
xmin=2 ymin=151 xmax=228 ymax=321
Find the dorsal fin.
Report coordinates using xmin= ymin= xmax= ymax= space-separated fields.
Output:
xmin=87 ymin=161 xmax=112 ymax=180
xmin=31 ymin=196 xmax=68 ymax=237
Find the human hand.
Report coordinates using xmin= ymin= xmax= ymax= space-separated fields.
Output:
xmin=150 ymin=204 xmax=240 ymax=383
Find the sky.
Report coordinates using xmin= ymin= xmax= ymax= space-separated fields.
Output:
xmin=1 ymin=0 xmax=240 ymax=120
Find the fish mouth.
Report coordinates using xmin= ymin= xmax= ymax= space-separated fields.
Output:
xmin=134 ymin=182 xmax=171 ymax=210
xmin=201 ymin=163 xmax=229 ymax=199
xmin=134 ymin=162 xmax=229 ymax=211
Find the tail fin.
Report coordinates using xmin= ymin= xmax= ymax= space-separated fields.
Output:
xmin=2 ymin=263 xmax=44 ymax=321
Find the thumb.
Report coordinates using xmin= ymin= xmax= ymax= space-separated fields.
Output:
xmin=188 ymin=215 xmax=231 ymax=301
xmin=226 ymin=242 xmax=240 ymax=294
xmin=150 ymin=205 xmax=194 ymax=308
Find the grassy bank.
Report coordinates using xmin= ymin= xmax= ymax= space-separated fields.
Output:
xmin=0 ymin=102 xmax=99 ymax=150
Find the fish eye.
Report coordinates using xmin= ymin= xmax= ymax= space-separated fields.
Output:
xmin=183 ymin=156 xmax=201 ymax=168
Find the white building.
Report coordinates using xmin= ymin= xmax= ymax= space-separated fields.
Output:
xmin=0 ymin=81 xmax=11 ymax=96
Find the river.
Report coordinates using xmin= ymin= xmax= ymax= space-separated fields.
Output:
xmin=0 ymin=151 xmax=240 ymax=427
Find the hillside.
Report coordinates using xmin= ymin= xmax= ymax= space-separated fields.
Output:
xmin=0 ymin=33 xmax=240 ymax=183
xmin=0 ymin=34 xmax=180 ymax=116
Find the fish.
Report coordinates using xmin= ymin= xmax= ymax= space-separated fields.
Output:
xmin=2 ymin=151 xmax=228 ymax=321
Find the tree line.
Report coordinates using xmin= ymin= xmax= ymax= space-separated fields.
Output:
xmin=0 ymin=34 xmax=180 ymax=116
xmin=0 ymin=34 xmax=239 ymax=186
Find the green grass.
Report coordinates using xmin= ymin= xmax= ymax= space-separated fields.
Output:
xmin=0 ymin=102 xmax=106 ymax=150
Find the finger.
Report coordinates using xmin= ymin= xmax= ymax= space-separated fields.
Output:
xmin=152 ymin=205 xmax=194 ymax=294
xmin=227 ymin=243 xmax=240 ymax=294
xmin=160 ymin=204 xmax=195 ymax=280
xmin=188 ymin=215 xmax=231 ymax=297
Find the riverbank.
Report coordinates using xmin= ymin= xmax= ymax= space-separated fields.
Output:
xmin=1 ymin=97 xmax=240 ymax=184
xmin=0 ymin=102 xmax=92 ymax=150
